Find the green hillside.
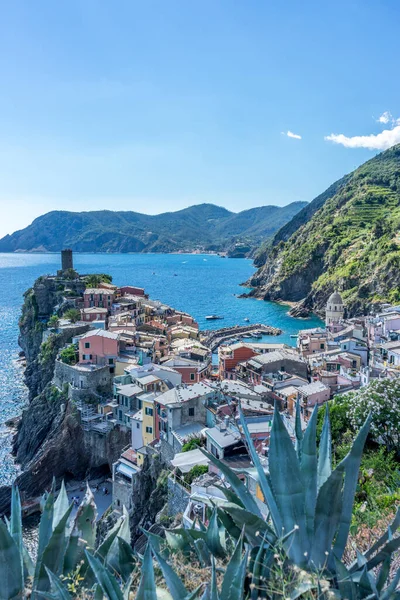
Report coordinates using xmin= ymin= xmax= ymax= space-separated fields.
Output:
xmin=249 ymin=145 xmax=400 ymax=316
xmin=0 ymin=202 xmax=306 ymax=255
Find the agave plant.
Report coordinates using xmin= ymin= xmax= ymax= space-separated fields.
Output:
xmin=1 ymin=402 xmax=399 ymax=600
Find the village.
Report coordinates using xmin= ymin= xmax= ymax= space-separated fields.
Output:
xmin=45 ymin=250 xmax=400 ymax=533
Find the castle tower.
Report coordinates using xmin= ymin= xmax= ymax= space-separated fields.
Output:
xmin=325 ymin=290 xmax=344 ymax=326
xmin=61 ymin=249 xmax=73 ymax=272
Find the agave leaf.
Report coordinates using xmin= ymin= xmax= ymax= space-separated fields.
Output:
xmin=96 ymin=516 xmax=123 ymax=561
xmin=250 ymin=539 xmax=267 ymax=600
xmin=135 ymin=543 xmax=157 ymax=600
xmin=117 ymin=537 xmax=137 ymax=582
xmin=216 ymin=508 xmax=242 ymax=541
xmin=213 ymin=484 xmax=244 ymax=509
xmin=53 ymin=481 xmax=70 ymax=530
xmin=381 ymin=567 xmax=400 ymax=600
xmin=363 ymin=536 xmax=400 ymax=572
xmin=376 ymin=556 xmax=391 ymax=593
xmin=295 ymin=397 xmax=303 ymax=461
xmin=141 ymin=527 xmax=168 ymax=557
xmin=362 ymin=506 xmax=400 ymax=561
xmin=10 ymin=485 xmax=24 ymax=584
xmin=300 ymin=405 xmax=318 ymax=542
xmin=333 ymin=413 xmax=371 ymax=560
xmin=36 ymin=489 xmax=55 ymax=584
xmin=45 ymin=566 xmax=72 ymax=599
xmin=210 ymin=557 xmax=219 ymax=600
xmin=290 ymin=582 xmax=317 ymax=600
xmin=85 ymin=549 xmax=124 ymax=600
xmin=185 ymin=585 xmax=204 ymax=600
xmin=194 ymin=538 xmax=211 ymax=567
xmin=0 ymin=519 xmax=24 ymax=600
xmin=222 ymin=503 xmax=275 ymax=547
xmin=317 ymin=404 xmax=332 ymax=490
xmin=107 ymin=506 xmax=130 ymax=573
xmin=151 ymin=545 xmax=189 ymax=600
xmin=220 ymin=531 xmax=248 ymax=600
xmin=206 ymin=508 xmax=225 ymax=558
xmin=238 ymin=405 xmax=282 ymax=531
xmin=165 ymin=529 xmax=191 ymax=553
xmin=35 ymin=503 xmax=74 ymax=592
xmin=310 ymin=464 xmax=344 ymax=568
xmin=268 ymin=405 xmax=308 ymax=564
xmin=63 ymin=484 xmax=97 ymax=574
xmin=200 ymin=447 xmax=262 ymax=517
xmin=335 ymin=559 xmax=357 ymax=600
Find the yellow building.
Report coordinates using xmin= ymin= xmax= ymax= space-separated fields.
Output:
xmin=142 ymin=397 xmax=155 ymax=445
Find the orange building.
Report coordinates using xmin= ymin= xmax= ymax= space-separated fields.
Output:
xmin=218 ymin=343 xmax=258 ymax=380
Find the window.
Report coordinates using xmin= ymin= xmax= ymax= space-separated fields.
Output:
xmin=117 ymin=499 xmax=120 ymax=507
xmin=190 ymin=373 xmax=195 ymax=381
xmin=99 ymin=294 xmax=103 ymax=301
xmin=146 ymin=426 xmax=153 ymax=434
xmin=118 ymin=410 xmax=123 ymax=421
xmin=108 ymin=358 xmax=114 ymax=365
xmin=188 ymin=407 xmax=195 ymax=417
xmin=136 ymin=423 xmax=140 ymax=429
xmin=85 ymin=342 xmax=90 ymax=349
xmin=145 ymin=407 xmax=153 ymax=416
xmin=320 ymin=343 xmax=325 ymax=349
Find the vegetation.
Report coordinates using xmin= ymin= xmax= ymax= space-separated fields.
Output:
xmin=85 ymin=274 xmax=113 ymax=287
xmin=47 ymin=314 xmax=59 ymax=329
xmin=181 ymin=436 xmax=205 ymax=452
xmin=252 ymin=144 xmax=400 ymax=314
xmin=184 ymin=464 xmax=208 ymax=485
xmin=317 ymin=384 xmax=400 ymax=531
xmin=59 ymin=344 xmax=78 ymax=365
xmin=0 ymin=202 xmax=307 ymax=255
xmin=1 ymin=403 xmax=400 ymax=599
xmin=63 ymin=308 xmax=81 ymax=323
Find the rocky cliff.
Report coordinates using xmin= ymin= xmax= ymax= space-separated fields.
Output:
xmin=0 ymin=274 xmax=129 ymax=514
xmin=248 ymin=145 xmax=400 ymax=317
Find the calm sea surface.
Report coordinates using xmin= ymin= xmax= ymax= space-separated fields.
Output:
xmin=0 ymin=252 xmax=323 ymax=484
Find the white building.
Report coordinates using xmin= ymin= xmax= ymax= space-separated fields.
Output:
xmin=325 ymin=291 xmax=344 ymax=326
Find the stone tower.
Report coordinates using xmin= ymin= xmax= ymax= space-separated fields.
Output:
xmin=325 ymin=290 xmax=344 ymax=326
xmin=61 ymin=249 xmax=73 ymax=272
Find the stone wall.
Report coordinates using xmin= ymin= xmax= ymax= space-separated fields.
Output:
xmin=160 ymin=439 xmax=175 ymax=465
xmin=167 ymin=476 xmax=190 ymax=517
xmin=54 ymin=360 xmax=112 ymax=397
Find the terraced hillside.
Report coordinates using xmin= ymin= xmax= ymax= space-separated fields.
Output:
xmin=249 ymin=144 xmax=400 ymax=316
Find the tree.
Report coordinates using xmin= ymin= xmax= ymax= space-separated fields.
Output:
xmin=63 ymin=308 xmax=81 ymax=323
xmin=184 ymin=464 xmax=208 ymax=484
xmin=85 ymin=273 xmax=113 ymax=287
xmin=342 ymin=378 xmax=400 ymax=453
xmin=47 ymin=314 xmax=59 ymax=329
xmin=59 ymin=344 xmax=77 ymax=365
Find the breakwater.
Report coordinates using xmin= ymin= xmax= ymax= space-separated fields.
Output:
xmin=200 ymin=323 xmax=282 ymax=351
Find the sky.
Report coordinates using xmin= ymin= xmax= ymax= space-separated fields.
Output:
xmin=0 ymin=0 xmax=399 ymax=238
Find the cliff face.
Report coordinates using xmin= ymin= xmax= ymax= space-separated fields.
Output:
xmin=249 ymin=145 xmax=400 ymax=317
xmin=0 ymin=273 xmax=129 ymax=514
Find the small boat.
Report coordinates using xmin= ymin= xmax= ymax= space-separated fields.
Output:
xmin=244 ymin=317 xmax=250 ymax=322
xmin=205 ymin=315 xmax=224 ymax=320
xmin=290 ymin=334 xmax=298 ymax=338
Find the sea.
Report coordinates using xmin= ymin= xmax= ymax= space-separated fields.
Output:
xmin=0 ymin=252 xmax=323 ymax=485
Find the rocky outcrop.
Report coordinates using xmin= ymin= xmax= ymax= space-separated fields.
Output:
xmin=130 ymin=455 xmax=168 ymax=544
xmin=248 ymin=145 xmax=400 ymax=317
xmin=0 ymin=272 xmax=129 ymax=514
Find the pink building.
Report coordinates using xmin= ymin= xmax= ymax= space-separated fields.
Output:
xmin=162 ymin=356 xmax=211 ymax=383
xmin=83 ymin=288 xmax=115 ymax=310
xmin=80 ymin=307 xmax=108 ymax=322
xmin=120 ymin=286 xmax=146 ymax=297
xmin=79 ymin=330 xmax=120 ymax=370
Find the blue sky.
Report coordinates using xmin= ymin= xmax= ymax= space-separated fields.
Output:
xmin=0 ymin=0 xmax=399 ymax=237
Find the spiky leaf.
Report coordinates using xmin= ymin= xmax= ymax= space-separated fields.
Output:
xmin=317 ymin=404 xmax=331 ymax=490
xmin=135 ymin=543 xmax=157 ymax=600
xmin=0 ymin=519 xmax=24 ymax=600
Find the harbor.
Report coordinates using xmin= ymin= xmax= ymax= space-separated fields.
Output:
xmin=200 ymin=323 xmax=282 ymax=351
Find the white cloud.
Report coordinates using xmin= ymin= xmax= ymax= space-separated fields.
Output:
xmin=282 ymin=130 xmax=302 ymax=140
xmin=377 ymin=111 xmax=392 ymax=124
xmin=325 ymin=125 xmax=400 ymax=150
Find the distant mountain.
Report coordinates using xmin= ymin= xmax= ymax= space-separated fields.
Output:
xmin=0 ymin=202 xmax=307 ymax=255
xmin=249 ymin=145 xmax=400 ymax=316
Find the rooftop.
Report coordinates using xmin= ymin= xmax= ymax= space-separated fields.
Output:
xmin=80 ymin=329 xmax=120 ymax=340
xmin=206 ymin=426 xmax=241 ymax=448
xmin=298 ymin=381 xmax=329 ymax=396
xmin=247 ymin=350 xmax=305 ymax=367
xmin=156 ymin=382 xmax=214 ymax=406
xmin=115 ymin=383 xmax=143 ymax=397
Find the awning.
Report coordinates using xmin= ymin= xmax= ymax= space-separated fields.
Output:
xmin=170 ymin=449 xmax=210 ymax=474
xmin=117 ymin=462 xmax=138 ymax=479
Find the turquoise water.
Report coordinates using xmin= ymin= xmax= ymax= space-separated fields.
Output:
xmin=0 ymin=252 xmax=322 ymax=483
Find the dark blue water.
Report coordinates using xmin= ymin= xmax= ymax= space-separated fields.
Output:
xmin=0 ymin=252 xmax=322 ymax=483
